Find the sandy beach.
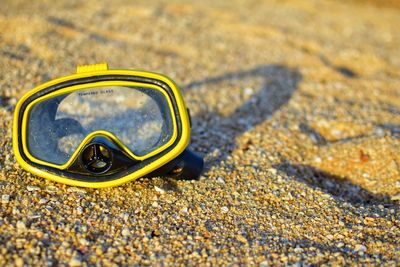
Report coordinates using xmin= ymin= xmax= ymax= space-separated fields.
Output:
xmin=0 ymin=0 xmax=399 ymax=265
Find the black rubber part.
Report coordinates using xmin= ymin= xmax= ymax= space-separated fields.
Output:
xmin=66 ymin=136 xmax=139 ymax=177
xmin=149 ymin=148 xmax=204 ymax=180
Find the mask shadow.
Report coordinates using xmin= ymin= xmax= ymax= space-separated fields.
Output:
xmin=183 ymin=64 xmax=302 ymax=169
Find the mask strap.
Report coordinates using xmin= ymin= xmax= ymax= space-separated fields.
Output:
xmin=148 ymin=148 xmax=204 ymax=180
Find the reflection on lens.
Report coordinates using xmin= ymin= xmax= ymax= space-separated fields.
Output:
xmin=27 ymin=86 xmax=174 ymax=165
xmin=58 ymin=133 xmax=85 ymax=155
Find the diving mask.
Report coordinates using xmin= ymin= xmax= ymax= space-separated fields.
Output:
xmin=13 ymin=63 xmax=203 ymax=188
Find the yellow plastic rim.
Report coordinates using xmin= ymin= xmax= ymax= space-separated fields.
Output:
xmin=13 ymin=68 xmax=191 ymax=188
xmin=21 ymin=80 xmax=178 ymax=170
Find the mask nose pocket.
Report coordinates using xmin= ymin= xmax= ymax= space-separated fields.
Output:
xmin=81 ymin=142 xmax=113 ymax=174
xmin=67 ymin=135 xmax=139 ymax=177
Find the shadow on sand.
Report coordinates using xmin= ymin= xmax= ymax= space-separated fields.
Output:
xmin=183 ymin=64 xmax=301 ymax=168
xmin=181 ymin=64 xmax=394 ymax=206
xmin=274 ymin=163 xmax=394 ymax=205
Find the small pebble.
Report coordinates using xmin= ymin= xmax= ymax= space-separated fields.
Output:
xmin=39 ymin=198 xmax=48 ymax=204
xmin=2 ymin=194 xmax=10 ymax=204
xmin=27 ymin=185 xmax=40 ymax=191
xmin=391 ymin=194 xmax=400 ymax=201
xmin=29 ymin=214 xmax=41 ymax=219
xmin=121 ymin=212 xmax=129 ymax=222
xmin=294 ymin=247 xmax=303 ymax=253
xmin=79 ymin=238 xmax=89 ymax=246
xmin=16 ymin=221 xmax=26 ymax=230
xmin=244 ymin=87 xmax=254 ymax=96
xmin=76 ymin=207 xmax=83 ymax=215
xmin=354 ymin=244 xmax=367 ymax=253
xmin=121 ymin=228 xmax=130 ymax=237
xmin=14 ymin=258 xmax=24 ymax=267
xmin=154 ymin=186 xmax=165 ymax=194
xmin=68 ymin=257 xmax=82 ymax=267
xmin=67 ymin=187 xmax=87 ymax=194
xmin=236 ymin=234 xmax=248 ymax=243
xmin=314 ymin=157 xmax=322 ymax=163
xmin=180 ymin=207 xmax=189 ymax=214
xmin=46 ymin=186 xmax=58 ymax=193
xmin=336 ymin=242 xmax=345 ymax=248
xmin=217 ymin=177 xmax=225 ymax=184
xmin=221 ymin=206 xmax=229 ymax=213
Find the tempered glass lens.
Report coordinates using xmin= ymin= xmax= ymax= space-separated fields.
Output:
xmin=26 ymin=86 xmax=174 ymax=165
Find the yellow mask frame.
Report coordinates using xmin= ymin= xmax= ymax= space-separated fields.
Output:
xmin=13 ymin=63 xmax=202 ymax=188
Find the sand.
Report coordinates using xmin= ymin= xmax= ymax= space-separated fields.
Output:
xmin=0 ymin=0 xmax=399 ymax=265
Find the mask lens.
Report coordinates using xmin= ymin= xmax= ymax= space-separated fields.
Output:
xmin=26 ymin=86 xmax=174 ymax=165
